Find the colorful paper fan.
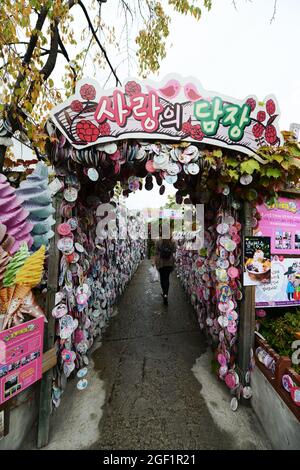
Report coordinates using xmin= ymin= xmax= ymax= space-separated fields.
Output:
xmin=16 ymin=162 xmax=55 ymax=250
xmin=0 ymin=174 xmax=33 ymax=253
xmin=14 ymin=245 xmax=46 ymax=287
xmin=0 ymin=247 xmax=11 ymax=288
xmin=3 ymin=243 xmax=29 ymax=287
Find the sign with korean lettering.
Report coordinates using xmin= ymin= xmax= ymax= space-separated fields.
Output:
xmin=0 ymin=317 xmax=44 ymax=405
xmin=51 ymin=75 xmax=282 ymax=155
xmin=243 ymin=236 xmax=271 ymax=286
xmin=255 ymin=197 xmax=300 ymax=254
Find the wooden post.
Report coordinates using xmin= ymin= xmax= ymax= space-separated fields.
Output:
xmin=37 ymin=193 xmax=62 ymax=448
xmin=238 ymin=201 xmax=255 ymax=399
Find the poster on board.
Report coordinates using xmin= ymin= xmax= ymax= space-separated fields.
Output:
xmin=244 ymin=236 xmax=271 ymax=286
xmin=255 ymin=197 xmax=300 ymax=254
xmin=0 ymin=317 xmax=44 ymax=405
xmin=256 ymin=257 xmax=300 ymax=307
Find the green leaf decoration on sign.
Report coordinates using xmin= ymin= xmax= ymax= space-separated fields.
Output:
xmin=240 ymin=159 xmax=260 ymax=175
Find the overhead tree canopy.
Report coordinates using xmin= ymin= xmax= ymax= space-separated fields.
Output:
xmin=0 ymin=0 xmax=215 ymax=169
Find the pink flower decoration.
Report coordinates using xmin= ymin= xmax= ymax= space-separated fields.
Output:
xmin=125 ymin=81 xmax=142 ymax=97
xmin=71 ymin=100 xmax=83 ymax=112
xmin=99 ymin=122 xmax=111 ymax=136
xmin=80 ymin=84 xmax=96 ymax=101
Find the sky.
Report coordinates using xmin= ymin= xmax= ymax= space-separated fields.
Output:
xmin=124 ymin=0 xmax=300 ymax=209
xmin=13 ymin=0 xmax=300 ymax=210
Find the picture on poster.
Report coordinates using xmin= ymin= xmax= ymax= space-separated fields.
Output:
xmin=256 ymin=257 xmax=300 ymax=307
xmin=243 ymin=236 xmax=271 ymax=286
xmin=255 ymin=197 xmax=300 ymax=254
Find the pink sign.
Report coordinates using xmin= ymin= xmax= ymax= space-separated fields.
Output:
xmin=255 ymin=197 xmax=300 ymax=255
xmin=51 ymin=75 xmax=282 ymax=156
xmin=0 ymin=317 xmax=44 ymax=405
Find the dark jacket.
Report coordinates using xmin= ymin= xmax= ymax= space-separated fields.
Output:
xmin=155 ymin=239 xmax=176 ymax=270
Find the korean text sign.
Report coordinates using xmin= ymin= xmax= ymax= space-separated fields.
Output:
xmin=255 ymin=197 xmax=300 ymax=255
xmin=0 ymin=317 xmax=44 ymax=405
xmin=51 ymin=75 xmax=281 ymax=156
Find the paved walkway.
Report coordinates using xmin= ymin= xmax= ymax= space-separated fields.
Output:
xmin=23 ymin=260 xmax=270 ymax=450
xmin=89 ymin=260 xmax=269 ymax=450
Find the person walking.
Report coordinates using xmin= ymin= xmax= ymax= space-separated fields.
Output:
xmin=154 ymin=237 xmax=176 ymax=305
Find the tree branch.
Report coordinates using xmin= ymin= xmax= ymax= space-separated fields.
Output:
xmin=57 ymin=30 xmax=77 ymax=90
xmin=77 ymin=0 xmax=121 ymax=86
xmin=270 ymin=0 xmax=278 ymax=24
xmin=0 ymin=0 xmax=78 ymax=170
xmin=14 ymin=6 xmax=49 ymax=93
xmin=27 ymin=22 xmax=59 ymax=102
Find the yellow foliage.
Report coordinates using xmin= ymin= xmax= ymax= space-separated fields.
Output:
xmin=0 ymin=0 xmax=210 ymax=162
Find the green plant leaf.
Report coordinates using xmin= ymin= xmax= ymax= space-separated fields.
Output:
xmin=226 ymin=157 xmax=239 ymax=168
xmin=289 ymin=157 xmax=300 ymax=169
xmin=228 ymin=169 xmax=239 ymax=181
xmin=240 ymin=159 xmax=260 ymax=175
xmin=266 ymin=167 xmax=282 ymax=178
xmin=272 ymin=154 xmax=284 ymax=163
xmin=289 ymin=143 xmax=300 ymax=157
xmin=213 ymin=149 xmax=222 ymax=158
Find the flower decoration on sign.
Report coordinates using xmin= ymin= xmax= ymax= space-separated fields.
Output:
xmin=71 ymin=100 xmax=84 ymax=113
xmin=76 ymin=120 xmax=100 ymax=143
xmin=80 ymin=84 xmax=96 ymax=101
xmin=252 ymin=98 xmax=279 ymax=146
xmin=125 ymin=81 xmax=142 ymax=97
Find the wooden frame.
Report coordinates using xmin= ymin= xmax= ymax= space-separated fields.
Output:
xmin=255 ymin=335 xmax=300 ymax=421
